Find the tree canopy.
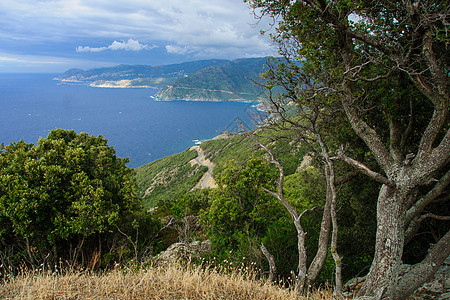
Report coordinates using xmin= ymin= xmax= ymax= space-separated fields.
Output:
xmin=0 ymin=129 xmax=139 ymax=267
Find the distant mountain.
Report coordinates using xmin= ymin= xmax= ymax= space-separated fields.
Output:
xmin=55 ymin=57 xmax=270 ymax=101
xmin=155 ymin=57 xmax=268 ymax=101
xmin=54 ymin=59 xmax=229 ymax=85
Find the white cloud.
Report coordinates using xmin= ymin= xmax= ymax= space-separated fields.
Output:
xmin=0 ymin=0 xmax=277 ymax=72
xmin=76 ymin=46 xmax=107 ymax=53
xmin=76 ymin=38 xmax=157 ymax=52
xmin=165 ymin=45 xmax=194 ymax=55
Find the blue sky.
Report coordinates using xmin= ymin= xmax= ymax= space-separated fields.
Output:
xmin=0 ymin=0 xmax=276 ymax=73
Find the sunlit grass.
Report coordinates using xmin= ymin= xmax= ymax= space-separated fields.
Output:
xmin=0 ymin=263 xmax=333 ymax=299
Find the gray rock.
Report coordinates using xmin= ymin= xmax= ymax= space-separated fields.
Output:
xmin=156 ymin=240 xmax=211 ymax=264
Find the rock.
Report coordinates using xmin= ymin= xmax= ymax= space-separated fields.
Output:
xmin=156 ymin=240 xmax=211 ymax=265
xmin=296 ymin=154 xmax=313 ymax=172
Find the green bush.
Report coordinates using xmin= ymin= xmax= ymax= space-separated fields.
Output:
xmin=0 ymin=129 xmax=142 ymax=268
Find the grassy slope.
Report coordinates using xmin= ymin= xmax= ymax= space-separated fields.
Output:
xmin=135 ymin=149 xmax=207 ymax=209
xmin=155 ymin=58 xmax=267 ymax=101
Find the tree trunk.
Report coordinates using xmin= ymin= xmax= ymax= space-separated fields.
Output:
xmin=25 ymin=237 xmax=35 ymax=266
xmin=260 ymin=242 xmax=277 ymax=281
xmin=295 ymin=224 xmax=308 ymax=293
xmin=357 ymin=185 xmax=407 ymax=299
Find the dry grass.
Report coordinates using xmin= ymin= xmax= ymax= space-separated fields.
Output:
xmin=0 ymin=263 xmax=333 ymax=299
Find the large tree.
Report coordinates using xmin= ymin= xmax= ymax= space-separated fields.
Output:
xmin=245 ymin=0 xmax=449 ymax=299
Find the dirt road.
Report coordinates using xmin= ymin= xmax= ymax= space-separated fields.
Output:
xmin=190 ymin=146 xmax=217 ymax=189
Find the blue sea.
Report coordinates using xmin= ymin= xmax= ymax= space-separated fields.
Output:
xmin=0 ymin=73 xmax=259 ymax=168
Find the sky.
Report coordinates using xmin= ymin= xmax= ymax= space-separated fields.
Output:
xmin=0 ymin=0 xmax=277 ymax=73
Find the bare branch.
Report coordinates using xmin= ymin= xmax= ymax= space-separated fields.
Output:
xmin=335 ymin=146 xmax=395 ymax=187
xmin=340 ymin=89 xmax=394 ymax=173
xmin=415 ymin=102 xmax=449 ymax=166
xmin=298 ymin=206 xmax=318 ymax=220
xmin=260 ymin=242 xmax=277 ymax=281
xmin=405 ymin=212 xmax=450 ymax=245
xmin=405 ymin=169 xmax=450 ymax=227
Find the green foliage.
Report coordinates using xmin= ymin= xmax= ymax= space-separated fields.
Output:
xmin=202 ymin=159 xmax=283 ymax=254
xmin=159 ymin=189 xmax=212 ymax=220
xmin=0 ymin=129 xmax=142 ymax=267
xmin=284 ymin=168 xmax=325 ymax=209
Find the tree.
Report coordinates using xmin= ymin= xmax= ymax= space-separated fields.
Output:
xmin=0 ymin=129 xmax=139 ymax=267
xmin=245 ymin=0 xmax=449 ymax=299
xmin=203 ymin=159 xmax=282 ymax=255
xmin=248 ymin=110 xmax=344 ymax=294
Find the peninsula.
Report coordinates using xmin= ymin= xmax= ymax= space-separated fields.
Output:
xmin=55 ymin=57 xmax=269 ymax=102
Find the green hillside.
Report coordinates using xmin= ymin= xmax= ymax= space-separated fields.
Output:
xmin=54 ymin=58 xmax=269 ymax=100
xmin=135 ymin=148 xmax=208 ymax=209
xmin=135 ymin=129 xmax=305 ymax=209
xmin=54 ymin=59 xmax=229 ymax=83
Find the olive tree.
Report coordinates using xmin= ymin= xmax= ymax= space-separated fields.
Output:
xmin=245 ymin=0 xmax=449 ymax=298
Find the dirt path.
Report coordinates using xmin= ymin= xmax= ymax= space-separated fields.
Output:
xmin=190 ymin=145 xmax=217 ymax=189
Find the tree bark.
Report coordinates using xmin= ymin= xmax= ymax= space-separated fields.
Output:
xmin=327 ymin=162 xmax=342 ymax=296
xmin=357 ymin=185 xmax=407 ymax=299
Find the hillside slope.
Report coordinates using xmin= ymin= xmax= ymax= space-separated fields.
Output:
xmin=135 ymin=148 xmax=208 ymax=209
xmin=54 ymin=59 xmax=229 ymax=84
xmin=135 ymin=129 xmax=305 ymax=209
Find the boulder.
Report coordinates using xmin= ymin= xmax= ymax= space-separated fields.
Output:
xmin=156 ymin=240 xmax=211 ymax=265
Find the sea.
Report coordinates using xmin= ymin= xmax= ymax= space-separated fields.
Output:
xmin=0 ymin=73 xmax=260 ymax=168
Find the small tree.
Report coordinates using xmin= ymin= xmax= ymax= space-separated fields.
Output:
xmin=203 ymin=159 xmax=282 ymax=257
xmin=247 ymin=112 xmax=344 ymax=294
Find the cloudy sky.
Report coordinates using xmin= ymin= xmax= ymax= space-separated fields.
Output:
xmin=0 ymin=0 xmax=276 ymax=73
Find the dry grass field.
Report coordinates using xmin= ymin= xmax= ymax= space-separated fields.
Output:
xmin=0 ymin=263 xmax=333 ymax=299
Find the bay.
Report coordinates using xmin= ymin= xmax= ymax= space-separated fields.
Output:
xmin=0 ymin=73 xmax=258 ymax=168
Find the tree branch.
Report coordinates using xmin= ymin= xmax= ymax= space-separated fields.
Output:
xmin=260 ymin=242 xmax=277 ymax=281
xmin=397 ymin=229 xmax=450 ymax=300
xmin=340 ymin=88 xmax=395 ymax=174
xmin=415 ymin=101 xmax=449 ymax=167
xmin=335 ymin=146 xmax=395 ymax=187
xmin=405 ymin=212 xmax=450 ymax=245
xmin=405 ymin=169 xmax=450 ymax=227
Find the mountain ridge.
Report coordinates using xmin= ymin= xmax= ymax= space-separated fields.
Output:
xmin=55 ymin=57 xmax=270 ymax=101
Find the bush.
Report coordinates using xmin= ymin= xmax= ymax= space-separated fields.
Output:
xmin=0 ymin=129 xmax=142 ymax=269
